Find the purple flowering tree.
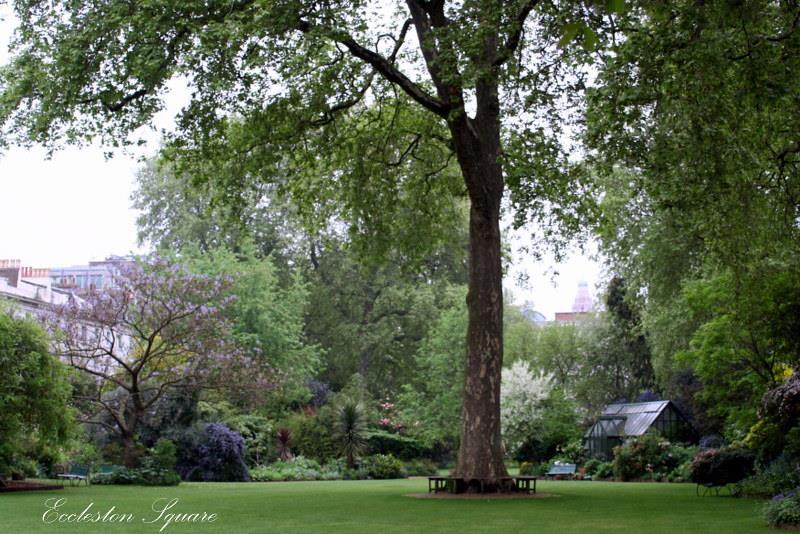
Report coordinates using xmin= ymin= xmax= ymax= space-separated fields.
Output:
xmin=45 ymin=256 xmax=261 ymax=467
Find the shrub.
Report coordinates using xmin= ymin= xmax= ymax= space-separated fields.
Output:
xmin=667 ymin=459 xmax=694 ymax=483
xmin=249 ymin=456 xmax=324 ymax=482
xmin=518 ymin=461 xmax=536 ymax=476
xmin=284 ymin=410 xmax=338 ymax=462
xmin=734 ymin=455 xmax=800 ymax=498
xmin=612 ymin=433 xmax=692 ymax=481
xmin=226 ymin=414 xmax=273 ymax=466
xmin=403 ymin=458 xmax=438 ymax=476
xmin=92 ymin=467 xmax=180 ymax=486
xmin=176 ymin=423 xmax=250 ymax=482
xmin=594 ymin=462 xmax=614 ymax=479
xmin=93 ymin=439 xmax=180 ymax=486
xmin=554 ymin=440 xmax=588 ymax=465
xmin=146 ymin=439 xmax=177 ymax=471
xmin=366 ymin=429 xmax=424 ymax=460
xmin=363 ymin=454 xmax=405 ymax=479
xmin=690 ymin=447 xmax=755 ymax=487
xmin=583 ymin=459 xmax=603 ymax=477
xmin=763 ymin=493 xmax=800 ymax=528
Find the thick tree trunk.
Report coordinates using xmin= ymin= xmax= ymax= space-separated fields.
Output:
xmin=452 ymin=195 xmax=508 ymax=488
xmin=122 ymin=433 xmax=138 ymax=468
xmin=449 ymin=106 xmax=508 ymax=489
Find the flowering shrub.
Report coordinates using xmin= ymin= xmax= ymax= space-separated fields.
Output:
xmin=763 ymin=492 xmax=800 ymax=528
xmin=176 ymin=423 xmax=250 ymax=482
xmin=500 ymin=361 xmax=554 ymax=457
xmin=689 ymin=447 xmax=754 ymax=487
xmin=612 ymin=433 xmax=696 ymax=481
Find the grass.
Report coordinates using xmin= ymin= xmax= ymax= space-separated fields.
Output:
xmin=0 ymin=479 xmax=770 ymax=533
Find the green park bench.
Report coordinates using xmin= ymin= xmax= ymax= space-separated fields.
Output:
xmin=545 ymin=463 xmax=577 ymax=479
xmin=57 ymin=464 xmax=90 ymax=486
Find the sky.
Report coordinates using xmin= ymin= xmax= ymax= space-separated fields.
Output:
xmin=0 ymin=8 xmax=601 ymax=319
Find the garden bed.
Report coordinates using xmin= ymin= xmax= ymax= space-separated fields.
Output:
xmin=0 ymin=480 xmax=64 ymax=492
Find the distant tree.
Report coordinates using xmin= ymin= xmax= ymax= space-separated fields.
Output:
xmin=0 ymin=312 xmax=73 ymax=484
xmin=304 ymin=236 xmax=467 ymax=396
xmin=44 ymin=257 xmax=251 ymax=467
xmin=188 ymin=246 xmax=320 ymax=410
xmin=398 ymin=287 xmax=466 ymax=451
xmin=133 ymin=159 xmax=306 ymax=276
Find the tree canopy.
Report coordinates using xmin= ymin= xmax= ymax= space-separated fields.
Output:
xmin=0 ymin=310 xmax=73 ymax=481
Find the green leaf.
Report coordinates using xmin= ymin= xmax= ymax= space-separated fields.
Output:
xmin=558 ymin=22 xmax=582 ymax=49
xmin=583 ymin=28 xmax=599 ymax=52
xmin=606 ymin=0 xmax=625 ymax=14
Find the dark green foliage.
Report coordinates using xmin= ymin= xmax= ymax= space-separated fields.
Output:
xmin=510 ymin=389 xmax=582 ymax=464
xmin=335 ymin=401 xmax=368 ymax=469
xmin=587 ymin=1 xmax=800 ymax=451
xmin=283 ymin=410 xmax=338 ymax=463
xmin=92 ymin=466 xmax=181 ymax=486
xmin=93 ymin=439 xmax=180 ymax=486
xmin=397 ymin=287 xmax=466 ymax=455
xmin=734 ymin=455 xmax=800 ymax=499
xmin=583 ymin=459 xmax=603 ymax=476
xmin=552 ymin=440 xmax=589 ymax=465
xmin=0 ymin=311 xmax=73 ymax=478
xmin=518 ymin=462 xmax=537 ymax=476
xmin=305 ymin=243 xmax=465 ymax=397
xmin=362 ymin=454 xmax=405 ymax=480
xmin=366 ymin=430 xmax=424 ymax=461
xmin=763 ymin=494 xmax=800 ymax=529
xmin=403 ymin=458 xmax=439 ymax=477
xmin=690 ymin=448 xmax=755 ymax=487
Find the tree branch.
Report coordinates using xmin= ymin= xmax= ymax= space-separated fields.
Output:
xmin=494 ymin=0 xmax=540 ymax=67
xmin=296 ymin=19 xmax=450 ymax=118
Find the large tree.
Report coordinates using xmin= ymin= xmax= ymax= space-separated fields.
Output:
xmin=586 ymin=2 xmax=800 ymax=436
xmin=1 ymin=0 xmax=599 ymax=484
xmin=45 ymin=257 xmax=250 ymax=466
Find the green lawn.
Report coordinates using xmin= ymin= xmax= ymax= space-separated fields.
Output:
xmin=0 ymin=479 xmax=769 ymax=533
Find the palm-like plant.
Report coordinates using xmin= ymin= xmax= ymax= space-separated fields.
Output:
xmin=275 ymin=428 xmax=292 ymax=461
xmin=335 ymin=401 xmax=368 ymax=469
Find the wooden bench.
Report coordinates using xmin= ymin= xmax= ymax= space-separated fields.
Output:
xmin=514 ymin=475 xmax=537 ymax=494
xmin=545 ymin=463 xmax=576 ymax=479
xmin=428 ymin=476 xmax=451 ymax=493
xmin=428 ymin=475 xmax=536 ymax=494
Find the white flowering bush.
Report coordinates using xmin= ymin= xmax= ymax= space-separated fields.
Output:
xmin=500 ymin=361 xmax=555 ymax=457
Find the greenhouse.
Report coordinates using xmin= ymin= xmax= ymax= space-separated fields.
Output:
xmin=584 ymin=401 xmax=694 ymax=459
